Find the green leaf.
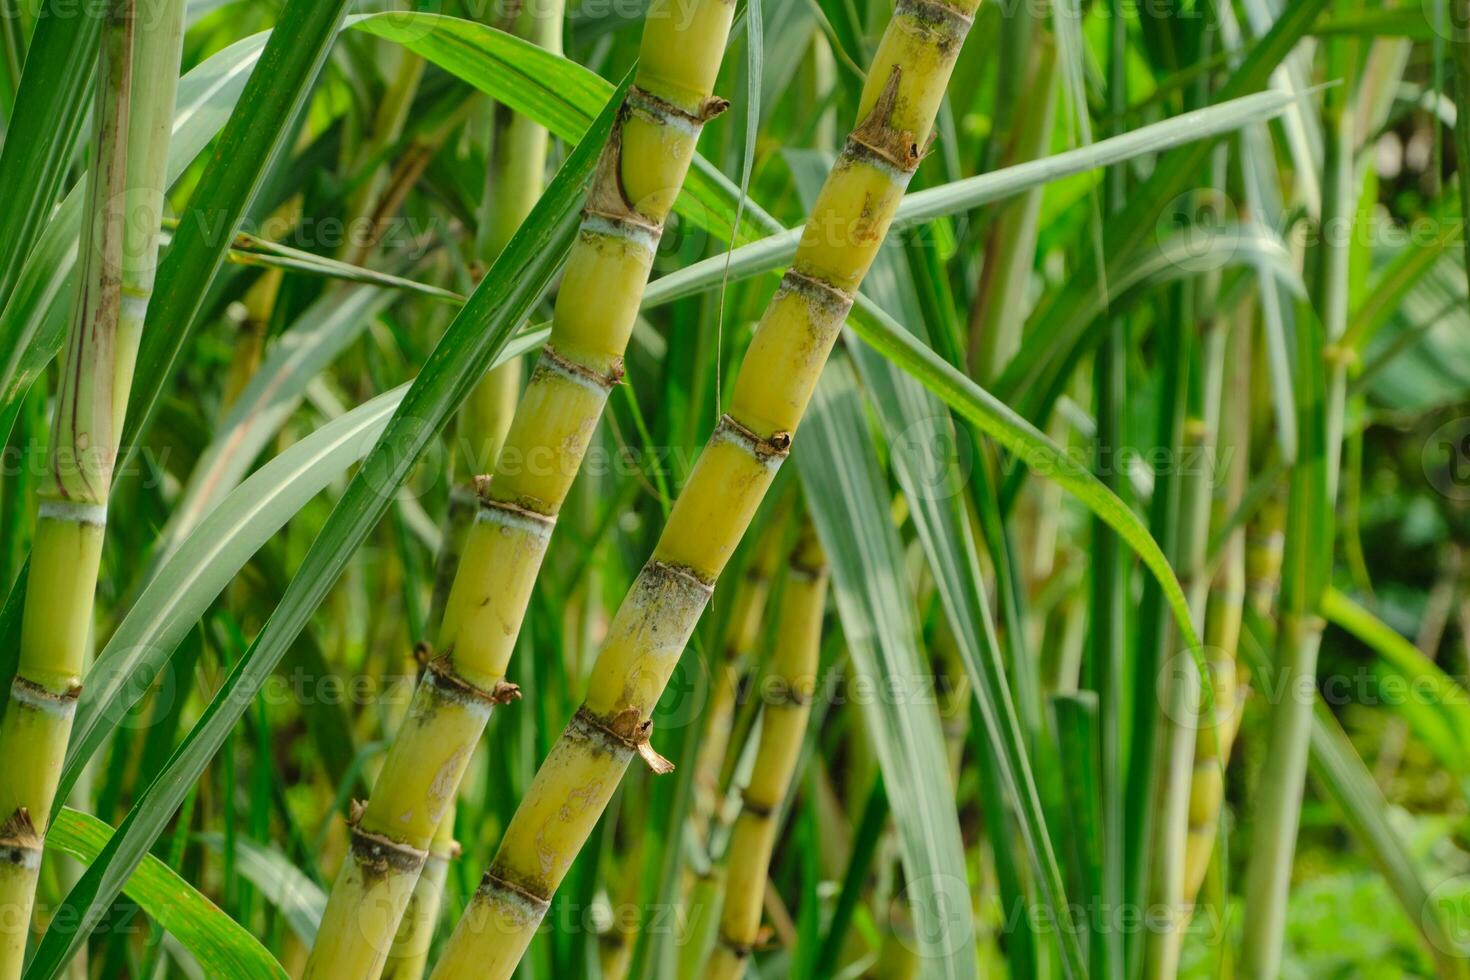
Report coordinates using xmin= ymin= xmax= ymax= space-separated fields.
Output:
xmin=1322 ymin=587 xmax=1470 ymax=774
xmin=646 ymin=89 xmax=1298 ymax=309
xmin=0 ymin=1 xmax=103 ymax=309
xmin=46 ymin=808 xmax=287 ymax=980
xmin=29 ymin=71 xmax=627 ymax=978
xmin=1241 ymin=610 xmax=1470 ymax=976
xmin=0 ymin=30 xmax=269 ymax=445
xmin=196 ymin=833 xmax=326 ymax=945
xmin=797 ymin=358 xmax=979 ymax=980
xmin=148 ymin=286 xmax=397 ymax=564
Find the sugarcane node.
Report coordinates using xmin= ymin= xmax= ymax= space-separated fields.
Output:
xmin=425 ymin=654 xmax=518 ymax=710
xmin=570 ymin=706 xmax=675 ymax=773
xmin=478 ymin=866 xmax=552 ymax=910
xmin=897 ymin=0 xmax=975 ymax=47
xmin=716 ymin=415 xmax=793 ymax=464
xmin=8 ymin=675 xmax=83 ymax=717
xmin=787 ymin=557 xmax=827 ymax=582
xmin=627 ymin=84 xmax=720 ymax=130
xmin=716 ymin=933 xmax=753 ymax=958
xmin=766 ymin=682 xmax=814 ymax=707
xmin=647 ymin=558 xmax=717 ymax=594
xmin=739 ymin=793 xmax=775 ymax=819
xmin=779 ymin=268 xmax=854 ymax=318
xmin=0 ymin=808 xmax=41 ymax=856
xmin=476 ymin=495 xmax=557 ymax=537
xmin=538 ymin=343 xmax=623 ymax=392
xmin=848 ymin=67 xmax=922 ymax=174
xmin=1322 ymin=342 xmax=1358 ymax=368
xmin=348 ymin=823 xmax=430 ymax=878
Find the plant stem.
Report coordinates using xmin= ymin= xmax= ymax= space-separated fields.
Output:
xmin=389 ymin=9 xmax=567 ymax=976
xmin=1239 ymin=70 xmax=1347 ymax=980
xmin=426 ymin=4 xmax=983 ymax=978
xmin=0 ymin=0 xmax=183 ymax=971
xmin=301 ymin=4 xmax=737 ymax=976
xmin=689 ymin=503 xmax=788 ymax=845
xmin=1182 ymin=300 xmax=1251 ymax=917
xmin=704 ymin=522 xmax=826 ymax=979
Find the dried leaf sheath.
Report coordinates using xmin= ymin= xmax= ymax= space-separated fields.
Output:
xmin=301 ymin=4 xmax=738 ymax=976
xmin=427 ymin=5 xmax=980 ymax=978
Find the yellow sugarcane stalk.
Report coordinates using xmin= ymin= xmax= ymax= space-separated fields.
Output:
xmin=0 ymin=1 xmax=183 ymax=971
xmin=381 ymin=811 xmax=456 ymax=980
xmin=302 ymin=4 xmax=737 ymax=976
xmin=386 ymin=9 xmax=564 ymax=972
xmin=1182 ymin=309 xmax=1257 ymax=915
xmin=691 ymin=508 xmax=788 ymax=839
xmin=428 ymin=6 xmax=979 ymax=977
xmin=705 ymin=523 xmax=826 ymax=979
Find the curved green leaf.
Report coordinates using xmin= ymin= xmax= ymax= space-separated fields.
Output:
xmin=47 ymin=808 xmax=286 ymax=980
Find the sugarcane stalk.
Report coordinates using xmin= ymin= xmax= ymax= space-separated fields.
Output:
xmin=1146 ymin=240 xmax=1233 ymax=975
xmin=0 ymin=0 xmax=183 ymax=972
xmin=381 ymin=810 xmax=456 ymax=980
xmin=705 ymin=523 xmax=826 ymax=979
xmin=301 ymin=4 xmax=737 ymax=976
xmin=690 ymin=509 xmax=788 ymax=841
xmin=1177 ymin=297 xmax=1253 ymax=912
xmin=1239 ymin=76 xmax=1349 ymax=980
xmin=427 ymin=5 xmax=980 ymax=977
xmin=388 ymin=12 xmax=566 ymax=968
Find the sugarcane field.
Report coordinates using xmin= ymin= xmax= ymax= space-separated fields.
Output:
xmin=6 ymin=0 xmax=1470 ymax=977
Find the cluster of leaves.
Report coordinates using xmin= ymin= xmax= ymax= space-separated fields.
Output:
xmin=1 ymin=0 xmax=1469 ymax=978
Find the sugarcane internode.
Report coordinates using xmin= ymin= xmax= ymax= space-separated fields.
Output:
xmin=428 ymin=3 xmax=975 ymax=977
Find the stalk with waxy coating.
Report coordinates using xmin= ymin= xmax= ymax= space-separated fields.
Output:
xmin=385 ymin=11 xmax=565 ymax=978
xmin=302 ymin=4 xmax=737 ymax=976
xmin=705 ymin=523 xmax=827 ymax=979
xmin=0 ymin=1 xmax=183 ymax=972
xmin=428 ymin=5 xmax=980 ymax=977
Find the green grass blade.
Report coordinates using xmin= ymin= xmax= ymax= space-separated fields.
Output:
xmin=1240 ymin=610 xmax=1470 ymax=977
xmin=149 ymin=286 xmax=397 ymax=563
xmin=0 ymin=0 xmax=103 ymax=308
xmin=196 ymin=833 xmax=327 ymax=945
xmin=46 ymin=808 xmax=287 ymax=980
xmin=54 ymin=386 xmax=405 ymax=811
xmin=648 ymin=89 xmax=1298 ymax=308
xmin=798 ymin=358 xmax=980 ymax=980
